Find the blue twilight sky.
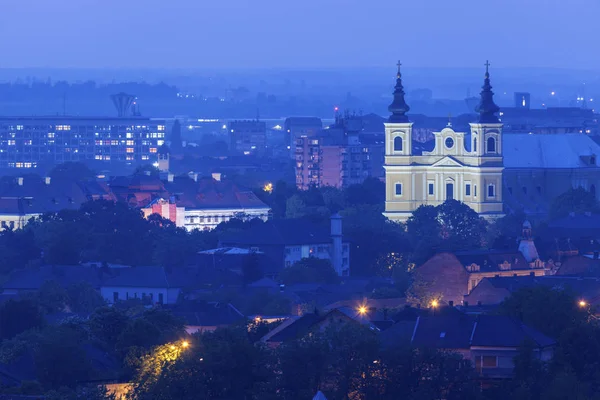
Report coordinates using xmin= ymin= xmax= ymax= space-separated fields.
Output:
xmin=0 ymin=0 xmax=598 ymax=69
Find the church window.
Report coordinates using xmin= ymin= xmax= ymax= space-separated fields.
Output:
xmin=465 ymin=183 xmax=471 ymax=196
xmin=445 ymin=137 xmax=454 ymax=149
xmin=488 ymin=184 xmax=495 ymax=198
xmin=428 ymin=182 xmax=434 ymax=196
xmin=395 ymin=183 xmax=403 ymax=196
xmin=487 ymin=137 xmax=496 ymax=153
xmin=473 ymin=137 xmax=477 ymax=153
xmin=394 ymin=136 xmax=403 ymax=152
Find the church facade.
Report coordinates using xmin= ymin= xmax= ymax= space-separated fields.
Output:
xmin=384 ymin=63 xmax=505 ymax=222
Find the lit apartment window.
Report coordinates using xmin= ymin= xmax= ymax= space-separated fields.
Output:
xmin=142 ymin=155 xmax=149 ymax=160
xmin=47 ymin=132 xmax=55 ymax=138
xmin=158 ymin=125 xmax=165 ymax=131
xmin=8 ymin=140 xmax=15 ymax=146
xmin=126 ymin=155 xmax=134 ymax=161
xmin=126 ymin=140 xmax=134 ymax=146
xmin=126 ymin=148 xmax=134 ymax=153
xmin=150 ymin=148 xmax=157 ymax=153
xmin=16 ymin=125 xmax=23 ymax=130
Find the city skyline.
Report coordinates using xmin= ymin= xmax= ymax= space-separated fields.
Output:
xmin=2 ymin=0 xmax=599 ymax=69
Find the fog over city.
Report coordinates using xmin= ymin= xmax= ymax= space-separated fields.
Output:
xmin=0 ymin=1 xmax=599 ymax=400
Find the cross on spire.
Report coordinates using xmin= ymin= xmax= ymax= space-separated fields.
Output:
xmin=396 ymin=60 xmax=402 ymax=76
xmin=484 ymin=60 xmax=490 ymax=74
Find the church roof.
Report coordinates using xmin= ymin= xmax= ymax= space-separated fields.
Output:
xmin=504 ymin=134 xmax=600 ymax=169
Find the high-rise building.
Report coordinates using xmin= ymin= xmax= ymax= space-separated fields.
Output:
xmin=229 ymin=120 xmax=267 ymax=155
xmin=0 ymin=116 xmax=166 ymax=169
xmin=294 ymin=115 xmax=379 ymax=190
xmin=284 ymin=117 xmax=323 ymax=157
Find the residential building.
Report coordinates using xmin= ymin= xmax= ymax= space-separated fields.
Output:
xmin=229 ymin=120 xmax=267 ymax=155
xmin=0 ymin=175 xmax=113 ymax=230
xmin=284 ymin=116 xmax=323 ymax=157
xmin=220 ymin=214 xmax=350 ymax=276
xmin=381 ymin=314 xmax=555 ymax=379
xmin=464 ymin=275 xmax=600 ymax=307
xmin=294 ymin=115 xmax=379 ymax=190
xmin=412 ymin=224 xmax=547 ymax=304
xmin=260 ymin=308 xmax=379 ymax=348
xmin=0 ymin=116 xmax=165 ymax=168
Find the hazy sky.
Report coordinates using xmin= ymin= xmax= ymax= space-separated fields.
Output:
xmin=1 ymin=0 xmax=598 ymax=69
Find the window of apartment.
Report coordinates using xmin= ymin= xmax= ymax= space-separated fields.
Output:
xmin=395 ymin=183 xmax=403 ymax=196
xmin=428 ymin=182 xmax=434 ymax=196
xmin=488 ymin=184 xmax=495 ymax=198
xmin=481 ymin=356 xmax=498 ymax=368
xmin=465 ymin=183 xmax=471 ymax=196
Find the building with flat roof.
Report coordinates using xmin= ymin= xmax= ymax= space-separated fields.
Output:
xmin=0 ymin=116 xmax=165 ymax=169
xmin=229 ymin=120 xmax=267 ymax=155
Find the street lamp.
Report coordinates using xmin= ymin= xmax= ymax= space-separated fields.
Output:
xmin=579 ymin=300 xmax=587 ymax=308
xmin=431 ymin=300 xmax=439 ymax=308
xmin=358 ymin=305 xmax=368 ymax=315
xmin=182 ymin=341 xmax=189 ymax=348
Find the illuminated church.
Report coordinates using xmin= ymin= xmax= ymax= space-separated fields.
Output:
xmin=383 ymin=62 xmax=600 ymax=222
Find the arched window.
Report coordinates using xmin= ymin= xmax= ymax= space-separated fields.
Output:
xmin=394 ymin=136 xmax=403 ymax=152
xmin=487 ymin=137 xmax=496 ymax=153
xmin=473 ymin=137 xmax=477 ymax=153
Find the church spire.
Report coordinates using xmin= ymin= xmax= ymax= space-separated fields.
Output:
xmin=475 ymin=60 xmax=500 ymax=123
xmin=388 ymin=61 xmax=410 ymax=123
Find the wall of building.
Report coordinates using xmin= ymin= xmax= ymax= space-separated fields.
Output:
xmin=184 ymin=207 xmax=270 ymax=231
xmin=101 ymin=286 xmax=179 ymax=305
xmin=412 ymin=253 xmax=471 ymax=305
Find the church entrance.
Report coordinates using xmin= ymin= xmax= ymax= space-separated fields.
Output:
xmin=446 ymin=183 xmax=454 ymax=200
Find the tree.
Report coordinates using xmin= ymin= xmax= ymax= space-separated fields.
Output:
xmin=285 ymin=194 xmax=308 ymax=219
xmin=549 ymin=187 xmax=599 ymax=219
xmin=279 ymin=258 xmax=339 ymax=285
xmin=36 ymin=280 xmax=69 ymax=314
xmin=242 ymin=252 xmax=264 ymax=284
xmin=34 ymin=326 xmax=92 ymax=389
xmin=130 ymin=328 xmax=269 ymax=400
xmin=66 ymin=282 xmax=106 ymax=313
xmin=45 ymin=385 xmax=116 ymax=400
xmin=89 ymin=307 xmax=129 ymax=347
xmin=0 ymin=298 xmax=44 ymax=340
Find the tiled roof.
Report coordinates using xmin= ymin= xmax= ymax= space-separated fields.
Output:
xmin=454 ymin=250 xmax=531 ymax=272
xmin=409 ymin=314 xmax=555 ymax=349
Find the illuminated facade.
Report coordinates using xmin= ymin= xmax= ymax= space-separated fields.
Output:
xmin=0 ymin=116 xmax=166 ymax=168
xmin=384 ymin=63 xmax=504 ymax=221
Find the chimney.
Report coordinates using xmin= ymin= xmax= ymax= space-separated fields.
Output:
xmin=17 ymin=177 xmax=23 ymax=186
xmin=44 ymin=177 xmax=51 ymax=185
xmin=330 ymin=213 xmax=343 ymax=276
xmin=168 ymin=173 xmax=174 ymax=183
xmin=212 ymin=172 xmax=222 ymax=182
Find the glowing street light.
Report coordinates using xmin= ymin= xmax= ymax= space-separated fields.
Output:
xmin=431 ymin=300 xmax=439 ymax=308
xmin=579 ymin=300 xmax=587 ymax=308
xmin=182 ymin=341 xmax=189 ymax=348
xmin=358 ymin=305 xmax=368 ymax=315
xmin=263 ymin=182 xmax=273 ymax=193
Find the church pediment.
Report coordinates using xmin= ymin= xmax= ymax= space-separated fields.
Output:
xmin=431 ymin=156 xmax=464 ymax=168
